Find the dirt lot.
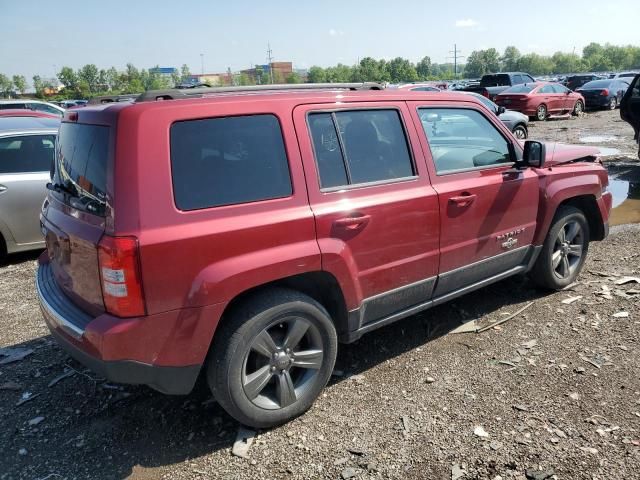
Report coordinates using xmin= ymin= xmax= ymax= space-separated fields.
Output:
xmin=1 ymin=110 xmax=639 ymax=480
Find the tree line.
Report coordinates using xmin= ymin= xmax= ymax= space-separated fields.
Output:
xmin=0 ymin=42 xmax=638 ymax=99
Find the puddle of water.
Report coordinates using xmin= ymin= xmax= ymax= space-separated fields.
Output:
xmin=606 ymin=164 xmax=640 ymax=226
xmin=580 ymin=135 xmax=618 ymax=143
xmin=597 ymin=147 xmax=621 ymax=156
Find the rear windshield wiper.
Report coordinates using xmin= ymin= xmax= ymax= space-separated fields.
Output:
xmin=46 ymin=181 xmax=78 ymax=197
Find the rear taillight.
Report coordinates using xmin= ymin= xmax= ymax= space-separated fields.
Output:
xmin=98 ymin=235 xmax=145 ymax=317
xmin=600 ymin=89 xmax=609 ymax=96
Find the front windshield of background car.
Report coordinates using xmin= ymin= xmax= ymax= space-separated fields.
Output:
xmin=502 ymin=84 xmax=536 ymax=94
xmin=582 ymin=80 xmax=612 ymax=88
xmin=480 ymin=74 xmax=511 ymax=87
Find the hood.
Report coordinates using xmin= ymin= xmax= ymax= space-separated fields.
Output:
xmin=541 ymin=143 xmax=601 ymax=166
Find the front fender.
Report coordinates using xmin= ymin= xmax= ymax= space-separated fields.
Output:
xmin=533 ymin=172 xmax=604 ymax=245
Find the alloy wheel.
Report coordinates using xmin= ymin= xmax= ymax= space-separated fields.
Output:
xmin=574 ymin=101 xmax=583 ymax=115
xmin=551 ymin=220 xmax=584 ymax=279
xmin=609 ymin=97 xmax=617 ymax=110
xmin=241 ymin=317 xmax=323 ymax=410
xmin=537 ymin=105 xmax=547 ymax=121
xmin=513 ymin=126 xmax=527 ymax=139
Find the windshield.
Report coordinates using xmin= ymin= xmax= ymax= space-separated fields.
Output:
xmin=502 ymin=84 xmax=536 ymax=94
xmin=55 ymin=122 xmax=110 ymax=215
xmin=480 ymin=74 xmax=511 ymax=87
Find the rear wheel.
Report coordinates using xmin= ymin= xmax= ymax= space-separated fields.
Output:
xmin=608 ymin=97 xmax=618 ymax=110
xmin=512 ymin=124 xmax=528 ymax=139
xmin=536 ymin=104 xmax=548 ymax=121
xmin=530 ymin=206 xmax=589 ymax=290
xmin=208 ymin=288 xmax=338 ymax=428
xmin=573 ymin=100 xmax=584 ymax=115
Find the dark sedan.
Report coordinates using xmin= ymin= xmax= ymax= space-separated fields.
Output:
xmin=576 ymin=79 xmax=630 ymax=110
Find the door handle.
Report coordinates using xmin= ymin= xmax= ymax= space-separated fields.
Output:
xmin=334 ymin=214 xmax=371 ymax=230
xmin=0 ymin=184 xmax=7 ymax=194
xmin=449 ymin=194 xmax=477 ymax=206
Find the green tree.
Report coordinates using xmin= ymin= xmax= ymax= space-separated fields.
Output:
xmin=307 ymin=66 xmax=327 ymax=83
xmin=32 ymin=75 xmax=44 ymax=98
xmin=180 ymin=64 xmax=191 ymax=81
xmin=325 ymin=64 xmax=353 ymax=83
xmin=465 ymin=50 xmax=487 ymax=78
xmin=12 ymin=75 xmax=27 ymax=94
xmin=501 ymin=46 xmax=521 ymax=71
xmin=386 ymin=57 xmax=418 ymax=83
xmin=286 ymin=72 xmax=302 ymax=84
xmin=0 ymin=74 xmax=12 ymax=97
xmin=351 ymin=57 xmax=389 ymax=82
xmin=516 ymin=53 xmax=554 ymax=75
xmin=78 ymin=64 xmax=99 ymax=93
xmin=551 ymin=52 xmax=584 ymax=74
xmin=57 ymin=66 xmax=79 ymax=95
xmin=416 ymin=56 xmax=432 ymax=80
xmin=238 ymin=72 xmax=255 ymax=86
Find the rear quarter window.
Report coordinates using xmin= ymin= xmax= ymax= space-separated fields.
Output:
xmin=170 ymin=114 xmax=292 ymax=210
xmin=0 ymin=134 xmax=56 ymax=173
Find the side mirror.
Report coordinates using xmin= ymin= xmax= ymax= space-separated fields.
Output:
xmin=497 ymin=106 xmax=506 ymax=115
xmin=521 ymin=140 xmax=546 ymax=168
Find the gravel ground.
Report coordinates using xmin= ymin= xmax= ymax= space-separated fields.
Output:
xmin=1 ymin=110 xmax=639 ymax=480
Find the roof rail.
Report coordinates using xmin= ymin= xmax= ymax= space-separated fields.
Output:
xmin=88 ymin=94 xmax=139 ymax=105
xmin=135 ymin=82 xmax=385 ymax=102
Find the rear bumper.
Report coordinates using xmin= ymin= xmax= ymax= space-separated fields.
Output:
xmin=36 ymin=254 xmax=224 ymax=394
xmin=584 ymin=97 xmax=611 ymax=108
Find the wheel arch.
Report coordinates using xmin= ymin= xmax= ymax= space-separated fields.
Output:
xmin=557 ymin=195 xmax=606 ymax=241
xmin=215 ymin=271 xmax=350 ymax=342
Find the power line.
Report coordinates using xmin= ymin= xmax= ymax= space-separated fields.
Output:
xmin=447 ymin=44 xmax=465 ymax=78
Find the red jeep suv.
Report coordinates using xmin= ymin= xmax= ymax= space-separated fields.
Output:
xmin=37 ymin=84 xmax=612 ymax=428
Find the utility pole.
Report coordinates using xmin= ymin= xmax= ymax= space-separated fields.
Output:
xmin=200 ymin=53 xmax=204 ymax=74
xmin=267 ymin=42 xmax=274 ymax=84
xmin=447 ymin=44 xmax=465 ymax=78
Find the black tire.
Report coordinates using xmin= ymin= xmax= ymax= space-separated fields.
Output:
xmin=0 ymin=233 xmax=6 ymax=264
xmin=573 ymin=100 xmax=584 ymax=115
xmin=208 ymin=288 xmax=338 ymax=428
xmin=608 ymin=97 xmax=617 ymax=110
xmin=529 ymin=206 xmax=590 ymax=290
xmin=536 ymin=104 xmax=548 ymax=121
xmin=512 ymin=124 xmax=528 ymax=139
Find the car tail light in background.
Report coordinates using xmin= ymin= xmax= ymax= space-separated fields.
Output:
xmin=98 ymin=235 xmax=146 ymax=317
xmin=600 ymin=89 xmax=609 ymax=96
xmin=63 ymin=111 xmax=78 ymax=122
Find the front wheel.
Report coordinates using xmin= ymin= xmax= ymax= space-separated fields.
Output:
xmin=512 ymin=124 xmax=528 ymax=139
xmin=529 ymin=206 xmax=589 ymax=290
xmin=536 ymin=104 xmax=548 ymax=121
xmin=208 ymin=288 xmax=338 ymax=428
xmin=573 ymin=100 xmax=584 ymax=115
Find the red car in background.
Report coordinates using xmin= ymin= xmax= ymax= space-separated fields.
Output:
xmin=0 ymin=109 xmax=60 ymax=119
xmin=495 ymin=82 xmax=585 ymax=121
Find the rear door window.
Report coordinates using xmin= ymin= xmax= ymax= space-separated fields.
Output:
xmin=0 ymin=134 xmax=56 ymax=173
xmin=170 ymin=114 xmax=292 ymax=210
xmin=308 ymin=109 xmax=415 ymax=189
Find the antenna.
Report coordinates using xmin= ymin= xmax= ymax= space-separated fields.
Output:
xmin=447 ymin=44 xmax=465 ymax=78
xmin=267 ymin=42 xmax=274 ymax=84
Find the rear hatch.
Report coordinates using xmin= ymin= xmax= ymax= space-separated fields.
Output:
xmin=42 ymin=115 xmax=113 ymax=316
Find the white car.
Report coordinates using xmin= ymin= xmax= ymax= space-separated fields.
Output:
xmin=0 ymin=115 xmax=60 ymax=259
xmin=0 ymin=100 xmax=65 ymax=117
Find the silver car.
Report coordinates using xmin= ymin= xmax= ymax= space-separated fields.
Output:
xmin=0 ymin=115 xmax=60 ymax=259
xmin=460 ymin=91 xmax=529 ymax=139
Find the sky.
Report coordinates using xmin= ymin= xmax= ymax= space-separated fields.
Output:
xmin=2 ymin=0 xmax=639 ymax=81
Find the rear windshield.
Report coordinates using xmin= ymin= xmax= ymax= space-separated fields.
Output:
xmin=581 ymin=80 xmax=611 ymax=88
xmin=170 ymin=114 xmax=292 ymax=210
xmin=55 ymin=123 xmax=110 ymax=215
xmin=502 ymin=84 xmax=536 ymax=94
xmin=480 ymin=74 xmax=511 ymax=87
